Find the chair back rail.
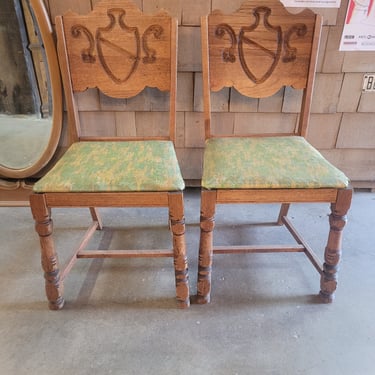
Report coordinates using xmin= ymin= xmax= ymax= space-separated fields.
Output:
xmin=55 ymin=0 xmax=177 ymax=144
xmin=201 ymin=0 xmax=322 ymax=139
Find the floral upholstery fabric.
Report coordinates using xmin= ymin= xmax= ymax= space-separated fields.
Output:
xmin=33 ymin=141 xmax=185 ymax=192
xmin=202 ymin=136 xmax=349 ymax=189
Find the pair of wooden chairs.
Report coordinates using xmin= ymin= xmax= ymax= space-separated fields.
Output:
xmin=30 ymin=0 xmax=352 ymax=310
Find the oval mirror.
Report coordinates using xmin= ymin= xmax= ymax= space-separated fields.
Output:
xmin=0 ymin=0 xmax=62 ymax=179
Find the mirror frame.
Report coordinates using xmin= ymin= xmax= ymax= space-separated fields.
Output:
xmin=0 ymin=0 xmax=62 ymax=178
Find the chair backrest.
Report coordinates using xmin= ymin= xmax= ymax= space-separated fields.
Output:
xmin=55 ymin=0 xmax=177 ymax=143
xmin=201 ymin=0 xmax=322 ymax=139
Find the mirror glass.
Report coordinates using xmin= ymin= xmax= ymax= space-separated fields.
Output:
xmin=0 ymin=0 xmax=62 ymax=178
xmin=0 ymin=115 xmax=52 ymax=170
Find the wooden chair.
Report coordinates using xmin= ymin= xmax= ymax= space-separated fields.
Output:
xmin=197 ymin=0 xmax=352 ymax=304
xmin=29 ymin=0 xmax=190 ymax=309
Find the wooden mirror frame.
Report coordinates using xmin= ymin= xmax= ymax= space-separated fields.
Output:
xmin=0 ymin=0 xmax=62 ymax=179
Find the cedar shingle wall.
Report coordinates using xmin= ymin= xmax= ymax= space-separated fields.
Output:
xmin=46 ymin=0 xmax=375 ymax=186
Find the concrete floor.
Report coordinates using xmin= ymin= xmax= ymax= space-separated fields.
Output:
xmin=0 ymin=188 xmax=374 ymax=374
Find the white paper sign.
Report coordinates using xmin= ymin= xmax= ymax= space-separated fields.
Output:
xmin=281 ymin=0 xmax=340 ymax=7
xmin=340 ymin=0 xmax=375 ymax=51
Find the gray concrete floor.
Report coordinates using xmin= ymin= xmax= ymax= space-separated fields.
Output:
xmin=0 ymin=188 xmax=374 ymax=374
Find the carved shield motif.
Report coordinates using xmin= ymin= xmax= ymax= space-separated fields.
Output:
xmin=96 ymin=8 xmax=140 ymax=84
xmin=238 ymin=7 xmax=282 ymax=84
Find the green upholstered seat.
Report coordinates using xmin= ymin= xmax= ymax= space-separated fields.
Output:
xmin=202 ymin=136 xmax=349 ymax=190
xmin=34 ymin=141 xmax=185 ymax=192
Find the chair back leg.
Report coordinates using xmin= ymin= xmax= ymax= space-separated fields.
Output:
xmin=89 ymin=207 xmax=103 ymax=230
xmin=277 ymin=203 xmax=290 ymax=225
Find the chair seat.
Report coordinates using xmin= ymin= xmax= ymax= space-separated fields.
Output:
xmin=202 ymin=136 xmax=349 ymax=189
xmin=33 ymin=141 xmax=185 ymax=192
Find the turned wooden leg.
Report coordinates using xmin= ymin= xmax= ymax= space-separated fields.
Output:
xmin=197 ymin=189 xmax=216 ymax=304
xmin=30 ymin=193 xmax=65 ymax=310
xmin=320 ymin=188 xmax=352 ymax=303
xmin=169 ymin=192 xmax=190 ymax=308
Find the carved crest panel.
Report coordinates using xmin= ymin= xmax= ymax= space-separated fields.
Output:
xmin=207 ymin=1 xmax=317 ymax=97
xmin=60 ymin=1 xmax=172 ymax=97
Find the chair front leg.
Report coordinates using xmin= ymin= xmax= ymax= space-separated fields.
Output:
xmin=169 ymin=192 xmax=190 ymax=308
xmin=197 ymin=189 xmax=216 ymax=304
xmin=320 ymin=188 xmax=352 ymax=303
xmin=30 ymin=194 xmax=65 ymax=310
